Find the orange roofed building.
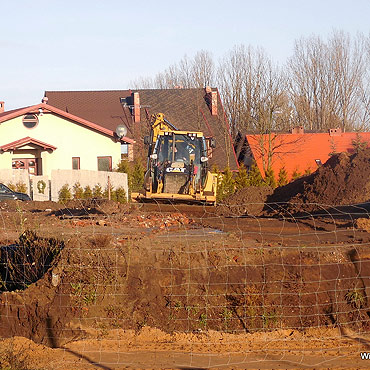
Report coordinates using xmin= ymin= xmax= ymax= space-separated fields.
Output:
xmin=240 ymin=128 xmax=370 ymax=180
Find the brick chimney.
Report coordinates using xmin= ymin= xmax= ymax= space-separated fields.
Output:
xmin=0 ymin=101 xmax=4 ymax=113
xmin=291 ymin=126 xmax=304 ymax=134
xmin=329 ymin=127 xmax=342 ymax=136
xmin=133 ymin=92 xmax=140 ymax=123
xmin=204 ymin=87 xmax=217 ymax=116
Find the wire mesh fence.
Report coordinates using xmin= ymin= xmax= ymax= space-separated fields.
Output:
xmin=0 ymin=198 xmax=369 ymax=369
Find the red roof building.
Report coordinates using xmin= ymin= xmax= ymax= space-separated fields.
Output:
xmin=0 ymin=102 xmax=133 ymax=176
xmin=242 ymin=128 xmax=370 ymax=180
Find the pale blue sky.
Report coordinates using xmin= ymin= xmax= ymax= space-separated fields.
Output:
xmin=1 ymin=0 xmax=369 ymax=110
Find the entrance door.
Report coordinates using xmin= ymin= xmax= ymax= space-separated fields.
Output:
xmin=12 ymin=158 xmax=38 ymax=175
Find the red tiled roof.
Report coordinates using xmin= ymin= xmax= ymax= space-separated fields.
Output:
xmin=0 ymin=106 xmax=28 ymax=119
xmin=246 ymin=131 xmax=370 ymax=179
xmin=0 ymin=136 xmax=57 ymax=151
xmin=45 ymin=90 xmax=133 ymax=131
xmin=0 ymin=102 xmax=135 ymax=144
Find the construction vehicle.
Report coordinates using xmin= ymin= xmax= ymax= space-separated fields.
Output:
xmin=131 ymin=113 xmax=217 ymax=204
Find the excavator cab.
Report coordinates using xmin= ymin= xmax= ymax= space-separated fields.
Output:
xmin=150 ymin=133 xmax=208 ymax=194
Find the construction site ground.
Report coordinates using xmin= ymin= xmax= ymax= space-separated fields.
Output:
xmin=0 ymin=198 xmax=369 ymax=369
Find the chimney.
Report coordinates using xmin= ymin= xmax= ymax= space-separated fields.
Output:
xmin=42 ymin=96 xmax=48 ymax=104
xmin=0 ymin=101 xmax=4 ymax=113
xmin=291 ymin=126 xmax=304 ymax=134
xmin=329 ymin=127 xmax=342 ymax=136
xmin=210 ymin=91 xmax=217 ymax=116
xmin=204 ymin=87 xmax=217 ymax=116
xmin=133 ymin=92 xmax=140 ymax=123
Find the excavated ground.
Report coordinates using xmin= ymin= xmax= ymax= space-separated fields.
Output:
xmin=0 ymin=195 xmax=369 ymax=369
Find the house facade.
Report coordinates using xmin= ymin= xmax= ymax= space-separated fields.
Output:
xmin=239 ymin=128 xmax=370 ymax=180
xmin=44 ymin=88 xmax=239 ymax=170
xmin=0 ymin=101 xmax=134 ymax=177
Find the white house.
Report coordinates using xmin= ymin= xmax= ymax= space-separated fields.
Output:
xmin=0 ymin=101 xmax=134 ymax=177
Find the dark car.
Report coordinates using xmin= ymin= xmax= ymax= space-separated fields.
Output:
xmin=0 ymin=183 xmax=31 ymax=201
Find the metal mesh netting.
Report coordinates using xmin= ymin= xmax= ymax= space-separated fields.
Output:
xmin=0 ymin=199 xmax=369 ymax=369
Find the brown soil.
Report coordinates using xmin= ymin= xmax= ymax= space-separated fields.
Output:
xmin=0 ymin=199 xmax=369 ymax=369
xmin=265 ymin=149 xmax=370 ymax=214
xmin=216 ymin=186 xmax=274 ymax=216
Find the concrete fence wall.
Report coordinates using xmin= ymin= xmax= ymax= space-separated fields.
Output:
xmin=0 ymin=169 xmax=30 ymax=194
xmin=50 ymin=169 xmax=128 ymax=202
xmin=0 ymin=169 xmax=128 ymax=202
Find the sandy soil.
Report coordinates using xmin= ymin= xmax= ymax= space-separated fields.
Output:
xmin=1 ymin=327 xmax=370 ymax=369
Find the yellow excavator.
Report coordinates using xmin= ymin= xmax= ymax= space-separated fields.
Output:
xmin=131 ymin=113 xmax=217 ymax=204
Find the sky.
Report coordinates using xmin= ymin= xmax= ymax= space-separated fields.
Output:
xmin=1 ymin=0 xmax=369 ymax=110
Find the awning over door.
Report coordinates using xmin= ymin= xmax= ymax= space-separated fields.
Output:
xmin=0 ymin=136 xmax=57 ymax=151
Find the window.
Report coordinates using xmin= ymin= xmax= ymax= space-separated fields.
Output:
xmin=23 ymin=114 xmax=38 ymax=129
xmin=12 ymin=160 xmax=26 ymax=169
xmin=97 ymin=156 xmax=112 ymax=171
xmin=121 ymin=143 xmax=129 ymax=159
xmin=72 ymin=157 xmax=80 ymax=170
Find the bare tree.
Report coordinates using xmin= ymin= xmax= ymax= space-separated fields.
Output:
xmin=288 ymin=31 xmax=368 ymax=132
xmin=217 ymin=45 xmax=254 ymax=137
xmin=191 ymin=50 xmax=215 ymax=88
xmin=217 ymin=45 xmax=289 ymax=137
xmin=131 ymin=50 xmax=215 ymax=90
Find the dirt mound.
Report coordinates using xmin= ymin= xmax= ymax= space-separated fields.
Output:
xmin=217 ymin=186 xmax=274 ymax=216
xmin=266 ymin=149 xmax=370 ymax=214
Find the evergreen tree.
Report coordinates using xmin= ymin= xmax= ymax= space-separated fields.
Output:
xmin=217 ymin=166 xmax=235 ymax=202
xmin=247 ymin=161 xmax=264 ymax=186
xmin=234 ymin=164 xmax=249 ymax=190
xmin=72 ymin=182 xmax=84 ymax=199
xmin=291 ymin=168 xmax=302 ymax=181
xmin=58 ymin=184 xmax=72 ymax=203
xmin=352 ymin=133 xmax=368 ymax=153
xmin=304 ymin=167 xmax=312 ymax=175
xmin=277 ymin=167 xmax=288 ymax=187
xmin=92 ymin=184 xmax=103 ymax=198
xmin=114 ymin=186 xmax=127 ymax=203
xmin=83 ymin=185 xmax=93 ymax=199
xmin=116 ymin=159 xmax=145 ymax=193
xmin=264 ymin=167 xmax=276 ymax=188
xmin=131 ymin=160 xmax=145 ymax=192
xmin=116 ymin=160 xmax=130 ymax=174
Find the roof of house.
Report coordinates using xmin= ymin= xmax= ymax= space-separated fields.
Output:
xmin=1 ymin=136 xmax=57 ymax=151
xmin=0 ymin=102 xmax=135 ymax=144
xmin=45 ymin=89 xmax=239 ymax=170
xmin=246 ymin=131 xmax=370 ymax=179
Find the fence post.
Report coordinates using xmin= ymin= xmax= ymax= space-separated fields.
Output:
xmin=108 ymin=176 xmax=111 ymax=200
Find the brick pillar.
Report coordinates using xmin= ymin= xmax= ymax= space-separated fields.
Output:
xmin=128 ymin=144 xmax=134 ymax=161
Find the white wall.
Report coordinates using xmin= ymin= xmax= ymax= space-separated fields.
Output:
xmin=50 ymin=169 xmax=128 ymax=202
xmin=0 ymin=169 xmax=128 ymax=202
xmin=0 ymin=169 xmax=30 ymax=194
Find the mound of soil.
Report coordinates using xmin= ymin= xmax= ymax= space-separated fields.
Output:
xmin=266 ymin=149 xmax=370 ymax=214
xmin=217 ymin=186 xmax=274 ymax=216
